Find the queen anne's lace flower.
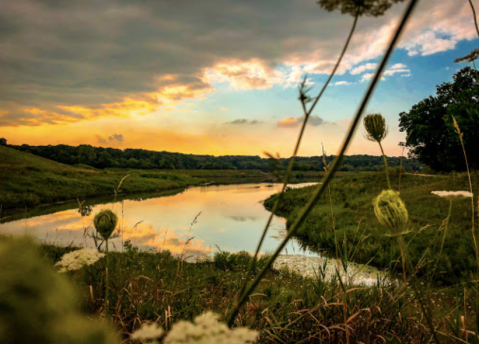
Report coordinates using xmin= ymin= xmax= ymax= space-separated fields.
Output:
xmin=164 ymin=312 xmax=258 ymax=344
xmin=432 ymin=191 xmax=473 ymax=198
xmin=131 ymin=323 xmax=164 ymax=344
xmin=55 ymin=248 xmax=105 ymax=273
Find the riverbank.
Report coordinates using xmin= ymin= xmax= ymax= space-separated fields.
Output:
xmin=265 ymin=171 xmax=477 ymax=285
xmin=38 ymin=241 xmax=463 ymax=343
xmin=0 ymin=145 xmax=326 ymax=213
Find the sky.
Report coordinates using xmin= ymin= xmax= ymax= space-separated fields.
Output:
xmin=0 ymin=0 xmax=478 ymax=157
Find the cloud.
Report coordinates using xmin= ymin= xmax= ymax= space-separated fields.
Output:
xmin=350 ymin=63 xmax=377 ymax=75
xmin=96 ymin=133 xmax=124 ymax=145
xmin=361 ymin=64 xmax=410 ymax=82
xmin=108 ymin=133 xmax=124 ymax=143
xmin=389 ymin=63 xmax=407 ymax=70
xmin=226 ymin=119 xmax=263 ymax=125
xmin=334 ymin=81 xmax=353 ymax=86
xmin=0 ymin=0 xmax=475 ymax=127
xmin=277 ymin=115 xmax=324 ymax=128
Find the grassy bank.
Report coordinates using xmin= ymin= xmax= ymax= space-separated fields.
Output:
xmin=39 ymin=242 xmax=468 ymax=343
xmin=265 ymin=171 xmax=477 ymax=285
xmin=0 ymin=145 xmax=204 ymax=211
xmin=2 ymin=146 xmax=319 ymax=212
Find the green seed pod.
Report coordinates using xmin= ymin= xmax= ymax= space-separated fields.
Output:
xmin=364 ymin=114 xmax=388 ymax=143
xmin=94 ymin=209 xmax=118 ymax=240
xmin=374 ymin=190 xmax=409 ymax=237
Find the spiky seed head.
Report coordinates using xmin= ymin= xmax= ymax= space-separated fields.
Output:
xmin=374 ymin=190 xmax=409 ymax=236
xmin=364 ymin=113 xmax=388 ymax=143
xmin=317 ymin=0 xmax=406 ymax=17
xmin=94 ymin=209 xmax=118 ymax=240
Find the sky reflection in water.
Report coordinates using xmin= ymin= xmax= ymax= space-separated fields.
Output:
xmin=0 ymin=183 xmax=318 ymax=259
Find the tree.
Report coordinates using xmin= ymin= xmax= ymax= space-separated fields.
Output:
xmin=399 ymin=67 xmax=479 ymax=171
xmin=0 ymin=138 xmax=7 ymax=146
xmin=78 ymin=145 xmax=97 ymax=166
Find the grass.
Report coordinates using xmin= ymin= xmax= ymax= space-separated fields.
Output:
xmin=265 ymin=171 xmax=478 ymax=285
xmin=36 ymin=241 xmax=472 ymax=343
xmin=0 ymin=145 xmax=317 ymax=212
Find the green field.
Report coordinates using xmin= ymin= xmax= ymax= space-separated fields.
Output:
xmin=0 ymin=145 xmax=205 ymax=211
xmin=265 ymin=171 xmax=477 ymax=285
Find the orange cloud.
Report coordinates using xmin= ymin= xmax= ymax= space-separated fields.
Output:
xmin=1 ymin=82 xmax=215 ymax=127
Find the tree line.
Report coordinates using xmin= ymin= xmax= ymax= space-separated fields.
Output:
xmin=2 ymin=140 xmax=420 ymax=172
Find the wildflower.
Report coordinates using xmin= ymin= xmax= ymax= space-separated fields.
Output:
xmin=364 ymin=113 xmax=388 ymax=143
xmin=454 ymin=48 xmax=479 ymax=63
xmin=94 ymin=209 xmax=118 ymax=240
xmin=163 ymin=312 xmax=258 ymax=344
xmin=131 ymin=323 xmax=164 ymax=344
xmin=374 ymin=189 xmax=409 ymax=236
xmin=431 ymin=191 xmax=473 ymax=198
xmin=55 ymin=248 xmax=105 ymax=273
xmin=318 ymin=0 xmax=405 ymax=17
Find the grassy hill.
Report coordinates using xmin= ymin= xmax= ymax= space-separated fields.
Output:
xmin=0 ymin=145 xmax=202 ymax=211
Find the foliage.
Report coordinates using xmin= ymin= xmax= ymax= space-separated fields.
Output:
xmin=265 ymin=172 xmax=478 ymax=285
xmin=0 ymin=237 xmax=117 ymax=344
xmin=38 ymin=241 xmax=465 ymax=343
xmin=399 ymin=67 xmax=479 ymax=171
xmin=0 ymin=145 xmax=201 ymax=210
xmin=5 ymin=141 xmax=421 ymax=172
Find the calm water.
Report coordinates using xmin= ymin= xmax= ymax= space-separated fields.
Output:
xmin=0 ymin=183 xmax=318 ymax=259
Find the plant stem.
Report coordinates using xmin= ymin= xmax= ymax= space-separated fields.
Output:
xmin=399 ymin=145 xmax=405 ymax=194
xmin=378 ymin=141 xmax=391 ymax=189
xmin=397 ymin=236 xmax=440 ymax=344
xmin=225 ymin=0 xmax=419 ymax=327
xmin=454 ymin=117 xmax=478 ymax=270
xmin=105 ymin=238 xmax=109 ymax=318
xmin=468 ymin=0 xmax=479 ymax=38
xmin=234 ymin=11 xmax=360 ymax=308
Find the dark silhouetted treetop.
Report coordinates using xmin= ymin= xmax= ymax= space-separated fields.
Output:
xmin=399 ymin=67 xmax=479 ymax=172
xmin=317 ymin=0 xmax=405 ymax=17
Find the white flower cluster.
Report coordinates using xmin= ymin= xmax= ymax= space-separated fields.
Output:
xmin=55 ymin=248 xmax=105 ymax=273
xmin=130 ymin=312 xmax=258 ymax=344
xmin=131 ymin=323 xmax=164 ymax=344
xmin=431 ymin=190 xmax=473 ymax=198
xmin=165 ymin=312 xmax=258 ymax=344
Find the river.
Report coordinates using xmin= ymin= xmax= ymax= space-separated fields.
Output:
xmin=0 ymin=182 xmax=382 ymax=284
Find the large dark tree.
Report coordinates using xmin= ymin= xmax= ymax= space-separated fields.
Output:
xmin=399 ymin=67 xmax=479 ymax=172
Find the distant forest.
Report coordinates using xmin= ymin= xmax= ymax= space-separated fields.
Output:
xmin=4 ymin=140 xmax=421 ymax=172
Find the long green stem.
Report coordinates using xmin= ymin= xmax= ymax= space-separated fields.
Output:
xmin=468 ymin=0 xmax=479 ymax=38
xmin=225 ymin=0 xmax=419 ymax=326
xmin=378 ymin=141 xmax=391 ymax=189
xmin=398 ymin=236 xmax=440 ymax=344
xmin=235 ymin=12 xmax=359 ymax=304
xmin=105 ymin=239 xmax=109 ymax=318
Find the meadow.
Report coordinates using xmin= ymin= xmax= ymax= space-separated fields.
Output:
xmin=265 ymin=171 xmax=478 ymax=285
xmin=28 ymin=239 xmax=475 ymax=343
xmin=0 ymin=145 xmax=300 ymax=212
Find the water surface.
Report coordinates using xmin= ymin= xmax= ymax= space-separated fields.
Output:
xmin=0 ymin=183 xmax=317 ymax=258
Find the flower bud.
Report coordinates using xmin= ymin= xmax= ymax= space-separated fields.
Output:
xmin=374 ymin=190 xmax=409 ymax=236
xmin=94 ymin=209 xmax=118 ymax=240
xmin=364 ymin=113 xmax=388 ymax=143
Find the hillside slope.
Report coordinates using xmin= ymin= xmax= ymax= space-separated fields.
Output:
xmin=0 ymin=145 xmax=201 ymax=211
